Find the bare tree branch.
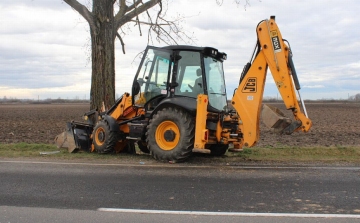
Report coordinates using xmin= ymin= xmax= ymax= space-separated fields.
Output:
xmin=116 ymin=32 xmax=126 ymax=54
xmin=63 ymin=0 xmax=96 ymax=31
xmin=217 ymin=0 xmax=252 ymax=10
xmin=153 ymin=25 xmax=177 ymax=45
xmin=133 ymin=0 xmax=142 ymax=36
xmin=114 ymin=0 xmax=160 ymax=30
xmin=116 ymin=0 xmax=128 ymax=19
xmin=145 ymin=5 xmax=154 ymax=43
xmin=142 ymin=0 xmax=195 ymax=46
xmin=126 ymin=0 xmax=143 ymax=12
xmin=113 ymin=0 xmax=194 ymax=50
xmin=130 ymin=20 xmax=170 ymax=26
xmin=235 ymin=0 xmax=253 ymax=10
xmin=154 ymin=0 xmax=162 ymax=28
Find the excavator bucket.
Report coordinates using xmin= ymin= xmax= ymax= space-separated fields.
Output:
xmin=54 ymin=122 xmax=93 ymax=153
xmin=261 ymin=104 xmax=292 ymax=134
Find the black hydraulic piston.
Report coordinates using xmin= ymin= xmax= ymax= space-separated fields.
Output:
xmin=240 ymin=62 xmax=251 ymax=84
xmin=288 ymin=54 xmax=301 ymax=90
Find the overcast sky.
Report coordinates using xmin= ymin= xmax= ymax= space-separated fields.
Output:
xmin=0 ymin=0 xmax=359 ymax=100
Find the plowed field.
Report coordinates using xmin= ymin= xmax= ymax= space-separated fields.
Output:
xmin=1 ymin=103 xmax=359 ymax=148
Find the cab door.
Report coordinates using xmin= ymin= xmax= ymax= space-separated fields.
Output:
xmin=133 ymin=46 xmax=173 ymax=107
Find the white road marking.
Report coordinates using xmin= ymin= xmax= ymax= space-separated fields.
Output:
xmin=97 ymin=208 xmax=360 ymax=218
xmin=1 ymin=160 xmax=360 ymax=170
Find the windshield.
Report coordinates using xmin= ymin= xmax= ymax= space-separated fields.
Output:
xmin=204 ymin=57 xmax=227 ymax=110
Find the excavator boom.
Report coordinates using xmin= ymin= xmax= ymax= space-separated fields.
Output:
xmin=231 ymin=16 xmax=312 ymax=148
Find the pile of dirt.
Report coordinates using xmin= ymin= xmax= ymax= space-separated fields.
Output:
xmin=1 ymin=102 xmax=359 ymax=147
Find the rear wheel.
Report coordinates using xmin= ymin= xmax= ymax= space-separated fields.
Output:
xmin=93 ymin=120 xmax=117 ymax=154
xmin=146 ymin=107 xmax=194 ymax=162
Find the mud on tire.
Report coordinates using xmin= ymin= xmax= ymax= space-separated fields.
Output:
xmin=146 ymin=107 xmax=195 ymax=162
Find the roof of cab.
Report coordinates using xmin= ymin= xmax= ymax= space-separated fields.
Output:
xmin=161 ymin=45 xmax=217 ymax=52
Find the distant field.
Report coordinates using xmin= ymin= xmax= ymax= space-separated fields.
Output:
xmin=0 ymin=102 xmax=359 ymax=149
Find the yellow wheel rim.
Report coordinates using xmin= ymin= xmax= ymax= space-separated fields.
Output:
xmin=94 ymin=126 xmax=106 ymax=146
xmin=155 ymin=121 xmax=180 ymax=151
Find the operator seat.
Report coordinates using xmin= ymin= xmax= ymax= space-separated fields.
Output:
xmin=192 ymin=68 xmax=203 ymax=96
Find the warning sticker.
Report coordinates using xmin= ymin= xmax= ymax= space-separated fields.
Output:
xmin=270 ymin=30 xmax=281 ymax=53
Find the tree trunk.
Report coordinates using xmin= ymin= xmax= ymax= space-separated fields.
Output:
xmin=90 ymin=0 xmax=115 ymax=111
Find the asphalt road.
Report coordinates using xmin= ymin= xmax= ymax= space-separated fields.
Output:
xmin=0 ymin=160 xmax=359 ymax=222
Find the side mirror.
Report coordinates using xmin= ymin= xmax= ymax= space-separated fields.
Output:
xmin=132 ymin=81 xmax=140 ymax=95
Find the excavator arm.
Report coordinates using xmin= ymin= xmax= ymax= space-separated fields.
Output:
xmin=231 ymin=16 xmax=312 ymax=148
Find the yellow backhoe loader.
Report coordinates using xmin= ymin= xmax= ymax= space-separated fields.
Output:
xmin=55 ymin=16 xmax=312 ymax=162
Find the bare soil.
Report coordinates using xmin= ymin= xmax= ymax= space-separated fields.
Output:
xmin=0 ymin=102 xmax=359 ymax=148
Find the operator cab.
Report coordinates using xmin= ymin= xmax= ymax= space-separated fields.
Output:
xmin=132 ymin=45 xmax=228 ymax=112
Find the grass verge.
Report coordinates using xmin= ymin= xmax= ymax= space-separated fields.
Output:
xmin=0 ymin=143 xmax=149 ymax=161
xmin=227 ymin=146 xmax=360 ymax=163
xmin=0 ymin=143 xmax=359 ymax=164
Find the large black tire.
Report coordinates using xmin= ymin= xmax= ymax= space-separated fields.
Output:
xmin=137 ymin=141 xmax=150 ymax=154
xmin=146 ymin=107 xmax=194 ymax=162
xmin=92 ymin=120 xmax=117 ymax=154
xmin=209 ymin=144 xmax=229 ymax=156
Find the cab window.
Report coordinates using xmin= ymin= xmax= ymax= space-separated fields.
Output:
xmin=175 ymin=51 xmax=203 ymax=98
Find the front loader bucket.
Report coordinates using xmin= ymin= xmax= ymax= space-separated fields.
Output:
xmin=54 ymin=122 xmax=78 ymax=153
xmin=261 ymin=104 xmax=292 ymax=134
xmin=54 ymin=122 xmax=93 ymax=153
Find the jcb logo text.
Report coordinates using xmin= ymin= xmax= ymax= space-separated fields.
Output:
xmin=270 ymin=30 xmax=281 ymax=53
xmin=242 ymin=77 xmax=257 ymax=93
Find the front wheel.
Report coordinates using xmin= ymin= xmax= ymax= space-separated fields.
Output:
xmin=92 ymin=120 xmax=117 ymax=154
xmin=146 ymin=107 xmax=195 ymax=162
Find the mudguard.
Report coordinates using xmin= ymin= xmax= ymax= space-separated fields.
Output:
xmin=150 ymin=97 xmax=197 ymax=117
xmin=102 ymin=114 xmax=119 ymax=132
